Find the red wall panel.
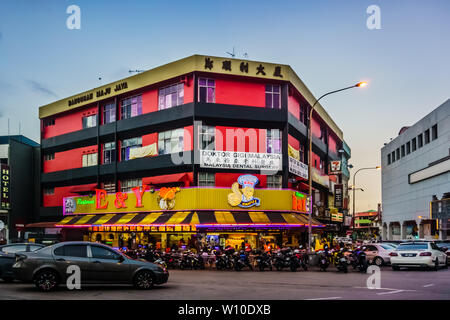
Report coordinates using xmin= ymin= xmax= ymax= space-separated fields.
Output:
xmin=328 ymin=134 xmax=338 ymax=154
xmin=288 ymin=95 xmax=300 ymax=120
xmin=43 ymin=184 xmax=94 ymax=207
xmin=311 ymin=117 xmax=322 ymax=139
xmin=184 ymin=126 xmax=193 ymax=151
xmin=215 ymin=79 xmax=265 ymax=107
xmin=42 ymin=105 xmax=98 ymax=139
xmin=142 ymin=89 xmax=158 ymax=114
xmin=288 ymin=134 xmax=299 ymax=150
xmin=43 ymin=145 xmax=98 ymax=173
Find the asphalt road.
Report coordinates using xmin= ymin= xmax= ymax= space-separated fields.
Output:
xmin=1 ymin=265 xmax=449 ymax=300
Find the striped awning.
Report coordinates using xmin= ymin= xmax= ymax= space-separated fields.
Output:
xmin=56 ymin=211 xmax=324 ymax=228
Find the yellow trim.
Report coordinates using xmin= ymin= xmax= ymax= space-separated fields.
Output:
xmin=248 ymin=212 xmax=271 ymax=224
xmin=94 ymin=214 xmax=116 ymax=225
xmin=139 ymin=212 xmax=163 ymax=225
xmin=282 ymin=213 xmax=302 ymax=224
xmin=58 ymin=216 xmax=77 ymax=225
xmin=190 ymin=212 xmax=200 ymax=225
xmin=114 ymin=213 xmax=138 ymax=225
xmin=166 ymin=211 xmax=190 ymax=224
xmin=73 ymin=214 xmax=95 ymax=225
xmin=214 ymin=211 xmax=236 ymax=224
xmin=39 ymin=54 xmax=343 ymax=140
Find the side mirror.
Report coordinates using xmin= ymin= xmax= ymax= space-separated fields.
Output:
xmin=118 ymin=255 xmax=125 ymax=263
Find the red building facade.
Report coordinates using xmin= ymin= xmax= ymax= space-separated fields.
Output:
xmin=36 ymin=55 xmax=350 ymax=249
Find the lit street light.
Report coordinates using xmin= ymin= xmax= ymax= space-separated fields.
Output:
xmin=307 ymin=82 xmax=368 ymax=251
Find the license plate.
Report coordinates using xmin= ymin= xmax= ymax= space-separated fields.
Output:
xmin=402 ymin=253 xmax=416 ymax=257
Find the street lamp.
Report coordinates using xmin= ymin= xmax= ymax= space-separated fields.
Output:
xmin=307 ymin=82 xmax=368 ymax=251
xmin=351 ymin=166 xmax=381 ymax=237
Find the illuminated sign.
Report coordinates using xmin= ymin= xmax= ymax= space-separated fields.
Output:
xmin=329 ymin=160 xmax=342 ymax=174
xmin=228 ymin=175 xmax=261 ymax=208
xmin=157 ymin=187 xmax=180 ymax=210
xmin=1 ymin=164 xmax=10 ymax=210
xmin=292 ymin=192 xmax=310 ymax=212
xmin=200 ymin=150 xmax=282 ymax=172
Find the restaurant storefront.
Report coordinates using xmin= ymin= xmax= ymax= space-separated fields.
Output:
xmin=52 ymin=175 xmax=324 ymax=250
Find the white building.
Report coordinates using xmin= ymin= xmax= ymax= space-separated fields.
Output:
xmin=381 ymin=99 xmax=450 ymax=240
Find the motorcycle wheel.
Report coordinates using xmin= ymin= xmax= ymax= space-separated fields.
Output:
xmin=276 ymin=266 xmax=282 ymax=271
xmin=259 ymin=265 xmax=264 ymax=272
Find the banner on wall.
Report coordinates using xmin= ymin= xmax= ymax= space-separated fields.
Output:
xmin=129 ymin=143 xmax=158 ymax=159
xmin=200 ymin=150 xmax=282 ymax=171
xmin=288 ymin=156 xmax=308 ymax=180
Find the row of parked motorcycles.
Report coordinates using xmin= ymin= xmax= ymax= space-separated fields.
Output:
xmin=317 ymin=245 xmax=369 ymax=273
xmin=124 ymin=245 xmax=370 ymax=273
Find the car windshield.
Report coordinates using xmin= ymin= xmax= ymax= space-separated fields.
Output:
xmin=397 ymin=243 xmax=428 ymax=251
xmin=436 ymin=243 xmax=450 ymax=248
xmin=380 ymin=244 xmax=393 ymax=250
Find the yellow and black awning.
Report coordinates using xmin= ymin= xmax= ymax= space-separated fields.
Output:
xmin=56 ymin=211 xmax=324 ymax=228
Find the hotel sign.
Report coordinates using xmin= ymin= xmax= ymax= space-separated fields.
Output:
xmin=288 ymin=156 xmax=308 ymax=180
xmin=1 ymin=164 xmax=10 ymax=210
xmin=200 ymin=150 xmax=282 ymax=172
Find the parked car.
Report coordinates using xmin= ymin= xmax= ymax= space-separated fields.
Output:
xmin=390 ymin=241 xmax=448 ymax=271
xmin=363 ymin=244 xmax=396 ymax=266
xmin=13 ymin=241 xmax=169 ymax=291
xmin=0 ymin=243 xmax=45 ymax=282
xmin=436 ymin=242 xmax=450 ymax=263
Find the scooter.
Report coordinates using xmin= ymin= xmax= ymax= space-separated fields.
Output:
xmin=318 ymin=246 xmax=330 ymax=271
xmin=255 ymin=251 xmax=272 ymax=271
xmin=233 ymin=251 xmax=253 ymax=271
xmin=333 ymin=249 xmax=348 ymax=273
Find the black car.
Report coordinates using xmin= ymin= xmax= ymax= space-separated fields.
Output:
xmin=0 ymin=243 xmax=45 ymax=282
xmin=13 ymin=241 xmax=169 ymax=291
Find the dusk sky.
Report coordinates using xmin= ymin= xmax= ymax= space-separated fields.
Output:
xmin=0 ymin=0 xmax=449 ymax=212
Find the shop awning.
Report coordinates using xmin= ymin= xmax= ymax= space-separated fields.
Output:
xmin=25 ymin=222 xmax=59 ymax=228
xmin=69 ymin=183 xmax=98 ymax=194
xmin=144 ymin=173 xmax=191 ymax=185
xmin=56 ymin=211 xmax=325 ymax=228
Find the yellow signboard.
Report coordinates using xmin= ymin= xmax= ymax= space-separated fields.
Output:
xmin=64 ymin=187 xmax=308 ymax=215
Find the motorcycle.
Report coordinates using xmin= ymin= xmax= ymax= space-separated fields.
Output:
xmin=332 ymin=249 xmax=348 ymax=273
xmin=255 ymin=251 xmax=272 ymax=271
xmin=233 ymin=251 xmax=253 ymax=271
xmin=192 ymin=253 xmax=205 ymax=270
xmin=352 ymin=247 xmax=369 ymax=272
xmin=318 ymin=246 xmax=330 ymax=271
xmin=179 ymin=252 xmax=194 ymax=270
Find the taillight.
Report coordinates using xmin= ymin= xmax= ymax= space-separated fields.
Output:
xmin=419 ymin=252 xmax=432 ymax=256
xmin=446 ymin=252 xmax=450 ymax=256
xmin=389 ymin=252 xmax=398 ymax=256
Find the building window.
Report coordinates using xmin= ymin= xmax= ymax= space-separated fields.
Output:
xmin=121 ymin=178 xmax=142 ymax=193
xmin=121 ymin=95 xmax=142 ymax=119
xmin=432 ymin=124 xmax=438 ymax=140
xmin=299 ymin=105 xmax=306 ymax=125
xmin=43 ymin=118 xmax=55 ymax=127
xmin=198 ymin=78 xmax=215 ymax=103
xmin=418 ymin=134 xmax=423 ymax=148
xmin=401 ymin=145 xmax=405 ymax=158
xmin=412 ymin=138 xmax=417 ymax=151
xmin=396 ymin=148 xmax=400 ymax=160
xmin=44 ymin=153 xmax=55 ymax=161
xmin=103 ymin=142 xmax=116 ymax=164
xmin=424 ymin=129 xmax=430 ymax=144
xmin=159 ymin=83 xmax=184 ymax=110
xmin=391 ymin=151 xmax=395 ymax=162
xmin=406 ymin=141 xmax=411 ymax=154
xmin=198 ymin=172 xmax=215 ymax=187
xmin=103 ymin=102 xmax=116 ymax=124
xmin=199 ymin=126 xmax=215 ymax=150
xmin=265 ymin=84 xmax=281 ymax=109
xmin=82 ymin=114 xmax=97 ymax=129
xmin=43 ymin=187 xmax=55 ymax=196
xmin=267 ymin=175 xmax=282 ymax=189
xmin=267 ymin=129 xmax=281 ymax=154
xmin=82 ymin=153 xmax=98 ymax=167
xmin=387 ymin=154 xmax=391 ymax=165
xmin=320 ymin=159 xmax=326 ymax=174
xmin=319 ymin=126 xmax=327 ymax=144
xmin=102 ymin=181 xmax=116 ymax=193
xmin=121 ymin=137 xmax=142 ymax=161
xmin=158 ymin=128 xmax=184 ymax=155
xmin=299 ymin=144 xmax=305 ymax=163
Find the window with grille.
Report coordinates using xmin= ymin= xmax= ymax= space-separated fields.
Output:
xmin=406 ymin=142 xmax=411 ymax=154
xmin=198 ymin=172 xmax=215 ymax=187
xmin=267 ymin=129 xmax=281 ymax=154
xmin=267 ymin=175 xmax=282 ymax=189
xmin=198 ymin=78 xmax=215 ymax=103
xmin=103 ymin=102 xmax=116 ymax=124
xmin=424 ymin=129 xmax=430 ymax=144
xmin=199 ymin=126 xmax=215 ymax=150
xmin=121 ymin=178 xmax=142 ymax=193
xmin=418 ymin=134 xmax=423 ymax=148
xmin=44 ymin=153 xmax=55 ymax=161
xmin=412 ymin=138 xmax=417 ymax=151
xmin=158 ymin=129 xmax=184 ymax=155
xmin=102 ymin=181 xmax=116 ymax=194
xmin=82 ymin=153 xmax=98 ymax=167
xmin=121 ymin=95 xmax=142 ymax=119
xmin=159 ymin=83 xmax=184 ymax=110
xmin=432 ymin=124 xmax=438 ymax=140
xmin=121 ymin=137 xmax=142 ymax=161
xmin=265 ymin=84 xmax=280 ymax=109
xmin=103 ymin=142 xmax=116 ymax=164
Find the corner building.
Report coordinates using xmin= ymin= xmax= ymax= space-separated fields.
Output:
xmin=33 ymin=55 xmax=351 ymax=249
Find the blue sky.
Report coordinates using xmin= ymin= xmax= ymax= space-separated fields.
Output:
xmin=1 ymin=0 xmax=449 ymax=211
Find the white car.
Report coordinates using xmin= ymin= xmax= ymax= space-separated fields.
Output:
xmin=390 ymin=242 xmax=448 ymax=270
xmin=363 ymin=244 xmax=396 ymax=266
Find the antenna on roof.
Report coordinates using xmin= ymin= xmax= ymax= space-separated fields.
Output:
xmin=129 ymin=70 xmax=145 ymax=74
xmin=226 ymin=47 xmax=236 ymax=58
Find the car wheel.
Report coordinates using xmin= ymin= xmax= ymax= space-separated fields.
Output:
xmin=2 ymin=277 xmax=14 ymax=283
xmin=133 ymin=270 xmax=154 ymax=290
xmin=374 ymin=257 xmax=384 ymax=266
xmin=34 ymin=270 xmax=59 ymax=292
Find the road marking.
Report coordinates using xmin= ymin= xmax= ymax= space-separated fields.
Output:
xmin=353 ymin=286 xmax=415 ymax=291
xmin=305 ymin=297 xmax=342 ymax=300
xmin=377 ymin=290 xmax=404 ymax=295
xmin=423 ymin=284 xmax=434 ymax=288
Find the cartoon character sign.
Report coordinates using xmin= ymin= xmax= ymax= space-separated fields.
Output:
xmin=157 ymin=187 xmax=180 ymax=210
xmin=228 ymin=175 xmax=261 ymax=208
